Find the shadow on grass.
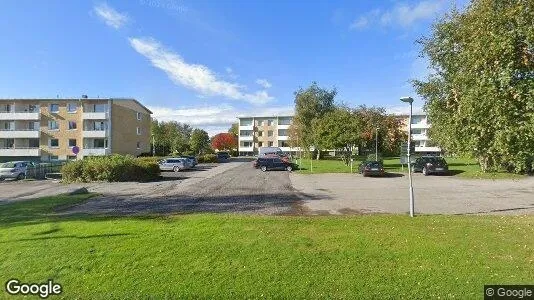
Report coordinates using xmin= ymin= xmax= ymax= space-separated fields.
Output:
xmin=0 ymin=189 xmax=328 ymax=228
xmin=1 ymin=233 xmax=132 ymax=243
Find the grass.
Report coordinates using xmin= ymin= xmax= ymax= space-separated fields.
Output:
xmin=1 ymin=195 xmax=533 ymax=298
xmin=295 ymin=156 xmax=528 ymax=179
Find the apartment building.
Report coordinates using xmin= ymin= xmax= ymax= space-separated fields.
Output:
xmin=397 ymin=112 xmax=441 ymax=154
xmin=0 ymin=97 xmax=152 ymax=161
xmin=237 ymin=116 xmax=298 ymax=156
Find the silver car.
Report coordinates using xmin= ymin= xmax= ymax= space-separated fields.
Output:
xmin=0 ymin=161 xmax=35 ymax=180
xmin=158 ymin=158 xmax=188 ymax=172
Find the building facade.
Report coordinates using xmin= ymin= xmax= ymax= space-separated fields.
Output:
xmin=237 ymin=115 xmax=299 ymax=156
xmin=0 ymin=98 xmax=152 ymax=161
xmin=398 ymin=112 xmax=441 ymax=154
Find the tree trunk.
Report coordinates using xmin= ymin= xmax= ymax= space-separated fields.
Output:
xmin=316 ymin=150 xmax=321 ymax=160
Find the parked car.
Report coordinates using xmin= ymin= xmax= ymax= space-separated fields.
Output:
xmin=0 ymin=161 xmax=35 ymax=180
xmin=158 ymin=158 xmax=188 ymax=172
xmin=217 ymin=152 xmax=230 ymax=160
xmin=256 ymin=157 xmax=297 ymax=172
xmin=412 ymin=156 xmax=449 ymax=175
xmin=358 ymin=161 xmax=385 ymax=177
xmin=178 ymin=157 xmax=195 ymax=169
xmin=258 ymin=146 xmax=283 ymax=157
xmin=184 ymin=156 xmax=198 ymax=167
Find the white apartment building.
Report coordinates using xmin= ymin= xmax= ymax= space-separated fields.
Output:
xmin=399 ymin=112 xmax=441 ymax=154
xmin=237 ymin=115 xmax=300 ymax=156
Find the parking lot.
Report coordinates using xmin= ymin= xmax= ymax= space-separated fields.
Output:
xmin=1 ymin=159 xmax=533 ymax=215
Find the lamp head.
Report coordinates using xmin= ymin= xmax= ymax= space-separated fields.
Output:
xmin=400 ymin=96 xmax=414 ymax=104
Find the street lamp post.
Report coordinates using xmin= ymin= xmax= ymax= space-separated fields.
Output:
xmin=375 ymin=127 xmax=379 ymax=161
xmin=152 ymin=134 xmax=155 ymax=157
xmin=400 ymin=96 xmax=415 ymax=217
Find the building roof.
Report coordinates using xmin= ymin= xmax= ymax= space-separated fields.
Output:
xmin=0 ymin=97 xmax=152 ymax=114
xmin=238 ymin=115 xmax=293 ymax=119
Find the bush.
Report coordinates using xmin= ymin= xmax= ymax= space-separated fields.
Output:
xmin=197 ymin=154 xmax=217 ymax=163
xmin=229 ymin=149 xmax=239 ymax=157
xmin=61 ymin=155 xmax=161 ymax=183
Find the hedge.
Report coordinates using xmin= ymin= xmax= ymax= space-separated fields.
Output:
xmin=197 ymin=154 xmax=217 ymax=163
xmin=61 ymin=155 xmax=160 ymax=183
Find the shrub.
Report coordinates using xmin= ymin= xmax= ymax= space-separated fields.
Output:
xmin=198 ymin=154 xmax=217 ymax=163
xmin=61 ymin=154 xmax=161 ymax=183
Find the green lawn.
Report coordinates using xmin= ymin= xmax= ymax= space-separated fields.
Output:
xmin=295 ymin=156 xmax=527 ymax=179
xmin=1 ymin=195 xmax=533 ymax=298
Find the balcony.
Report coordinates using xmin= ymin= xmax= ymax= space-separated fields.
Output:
xmin=277 ymin=124 xmax=291 ymax=130
xmin=0 ymin=130 xmax=40 ymax=138
xmin=415 ymin=146 xmax=441 ymax=152
xmin=239 ymin=125 xmax=254 ymax=131
xmin=0 ymin=147 xmax=41 ymax=156
xmin=0 ymin=112 xmax=40 ymax=120
xmin=83 ymin=112 xmax=108 ymax=119
xmin=411 ymin=134 xmax=429 ymax=141
xmin=277 ymin=135 xmax=289 ymax=141
xmin=238 ymin=146 xmax=254 ymax=152
xmin=239 ymin=135 xmax=253 ymax=141
xmin=82 ymin=148 xmax=110 ymax=156
xmin=83 ymin=130 xmax=107 ymax=138
xmin=410 ymin=122 xmax=430 ymax=129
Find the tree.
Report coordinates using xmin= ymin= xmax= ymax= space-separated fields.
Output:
xmin=190 ymin=129 xmax=211 ymax=155
xmin=211 ymin=133 xmax=238 ymax=151
xmin=228 ymin=123 xmax=239 ymax=136
xmin=151 ymin=120 xmax=193 ymax=156
xmin=313 ymin=107 xmax=363 ymax=165
xmin=171 ymin=133 xmax=190 ymax=155
xmin=413 ymin=0 xmax=534 ymax=173
xmin=290 ymin=82 xmax=337 ymax=159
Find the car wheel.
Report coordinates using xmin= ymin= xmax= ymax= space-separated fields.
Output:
xmin=16 ymin=173 xmax=25 ymax=180
xmin=286 ymin=165 xmax=293 ymax=172
xmin=261 ymin=166 xmax=267 ymax=172
xmin=422 ymin=167 xmax=428 ymax=176
xmin=173 ymin=166 xmax=181 ymax=172
xmin=0 ymin=178 xmax=4 ymax=181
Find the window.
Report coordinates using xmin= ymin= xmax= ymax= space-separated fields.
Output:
xmin=50 ymin=104 xmax=59 ymax=113
xmin=48 ymin=121 xmax=59 ymax=130
xmin=267 ymin=119 xmax=274 ymax=126
xmin=268 ymin=130 xmax=273 ymax=137
xmin=29 ymin=139 xmax=39 ymax=148
xmin=243 ymin=141 xmax=253 ymax=147
xmin=69 ymin=139 xmax=77 ymax=147
xmin=136 ymin=141 xmax=140 ymax=149
xmin=257 ymin=120 xmax=264 ymax=126
xmin=279 ymin=141 xmax=289 ymax=147
xmin=278 ymin=129 xmax=288 ymax=136
xmin=49 ymin=139 xmax=59 ymax=148
xmin=50 ymin=155 xmax=59 ymax=161
xmin=278 ymin=117 xmax=292 ymax=125
xmin=93 ymin=121 xmax=106 ymax=131
xmin=136 ymin=127 xmax=141 ymax=135
xmin=136 ymin=112 xmax=142 ymax=120
xmin=28 ymin=122 xmax=39 ymax=130
xmin=268 ymin=141 xmax=274 ymax=147
xmin=67 ymin=103 xmax=77 ymax=113
xmin=94 ymin=139 xmax=106 ymax=148
xmin=68 ymin=121 xmax=77 ymax=130
xmin=258 ymin=142 xmax=263 ymax=147
xmin=28 ymin=105 xmax=37 ymax=112
xmin=258 ymin=131 xmax=263 ymax=137
xmin=68 ymin=155 xmax=77 ymax=160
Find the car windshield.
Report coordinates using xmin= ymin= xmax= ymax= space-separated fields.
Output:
xmin=0 ymin=163 xmax=16 ymax=168
xmin=428 ymin=157 xmax=446 ymax=163
xmin=368 ymin=162 xmax=381 ymax=168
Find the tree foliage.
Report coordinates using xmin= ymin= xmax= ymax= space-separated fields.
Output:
xmin=151 ymin=120 xmax=193 ymax=156
xmin=228 ymin=123 xmax=239 ymax=136
xmin=413 ymin=0 xmax=534 ymax=173
xmin=190 ymin=129 xmax=211 ymax=155
xmin=290 ymin=82 xmax=337 ymax=159
xmin=211 ymin=133 xmax=238 ymax=151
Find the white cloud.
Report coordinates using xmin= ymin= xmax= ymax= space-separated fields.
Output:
xmin=350 ymin=0 xmax=445 ymax=30
xmin=255 ymin=79 xmax=272 ymax=89
xmin=148 ymin=104 xmax=294 ymax=136
xmin=93 ymin=2 xmax=129 ymax=29
xmin=129 ymin=37 xmax=273 ymax=105
xmin=385 ymin=104 xmax=425 ymax=116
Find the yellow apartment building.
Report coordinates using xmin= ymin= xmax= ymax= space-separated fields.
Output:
xmin=0 ymin=97 xmax=152 ymax=161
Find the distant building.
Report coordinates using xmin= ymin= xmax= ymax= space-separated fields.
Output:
xmin=237 ymin=115 xmax=300 ymax=156
xmin=0 ymin=98 xmax=152 ymax=161
xmin=397 ymin=112 xmax=441 ymax=154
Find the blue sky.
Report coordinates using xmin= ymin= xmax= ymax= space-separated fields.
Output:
xmin=0 ymin=0 xmax=467 ymax=135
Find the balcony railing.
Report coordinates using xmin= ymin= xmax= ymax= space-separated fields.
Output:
xmin=0 ymin=147 xmax=41 ymax=156
xmin=0 ymin=112 xmax=40 ymax=120
xmin=0 ymin=129 xmax=40 ymax=138
xmin=82 ymin=148 xmax=110 ymax=156
xmin=83 ymin=130 xmax=107 ymax=138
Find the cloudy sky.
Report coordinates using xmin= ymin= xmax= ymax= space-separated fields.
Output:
xmin=0 ymin=0 xmax=468 ymax=135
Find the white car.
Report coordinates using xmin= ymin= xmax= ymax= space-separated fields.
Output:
xmin=0 ymin=161 xmax=35 ymax=180
xmin=158 ymin=158 xmax=188 ymax=172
